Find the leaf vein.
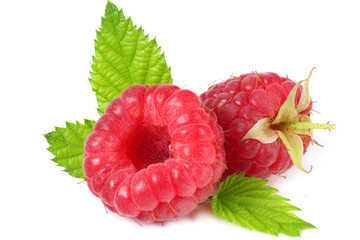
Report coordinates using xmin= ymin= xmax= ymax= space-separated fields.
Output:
xmin=143 ymin=42 xmax=155 ymax=84
xmin=94 ymin=41 xmax=132 ymax=87
xmin=110 ymin=13 xmax=134 ymax=84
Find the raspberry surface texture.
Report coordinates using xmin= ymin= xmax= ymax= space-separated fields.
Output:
xmin=83 ymin=84 xmax=226 ymax=223
xmin=200 ymin=72 xmax=313 ymax=179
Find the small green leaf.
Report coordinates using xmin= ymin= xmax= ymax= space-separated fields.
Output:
xmin=44 ymin=119 xmax=96 ymax=179
xmin=211 ymin=173 xmax=316 ymax=237
xmin=90 ymin=1 xmax=173 ymax=114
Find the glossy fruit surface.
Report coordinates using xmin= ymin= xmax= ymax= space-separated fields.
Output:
xmin=84 ymin=84 xmax=226 ymax=223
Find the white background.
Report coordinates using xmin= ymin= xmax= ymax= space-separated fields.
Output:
xmin=1 ymin=0 xmax=359 ymax=239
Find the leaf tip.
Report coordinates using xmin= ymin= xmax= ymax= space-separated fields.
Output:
xmin=105 ymin=0 xmax=118 ymax=15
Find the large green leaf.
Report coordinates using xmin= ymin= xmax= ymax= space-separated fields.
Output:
xmin=90 ymin=1 xmax=173 ymax=114
xmin=211 ymin=173 xmax=316 ymax=237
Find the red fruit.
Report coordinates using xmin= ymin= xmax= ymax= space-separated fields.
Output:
xmin=200 ymin=70 xmax=335 ymax=179
xmin=83 ymin=84 xmax=226 ymax=223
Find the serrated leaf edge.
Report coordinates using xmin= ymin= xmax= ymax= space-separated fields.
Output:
xmin=212 ymin=173 xmax=316 ymax=237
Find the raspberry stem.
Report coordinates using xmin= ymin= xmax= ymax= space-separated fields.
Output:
xmin=274 ymin=121 xmax=336 ymax=131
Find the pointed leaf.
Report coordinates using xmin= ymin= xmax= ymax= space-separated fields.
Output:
xmin=212 ymin=174 xmax=316 ymax=237
xmin=44 ymin=119 xmax=96 ymax=179
xmin=90 ymin=1 xmax=172 ymax=114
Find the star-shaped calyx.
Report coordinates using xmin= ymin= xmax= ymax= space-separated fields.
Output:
xmin=240 ymin=68 xmax=336 ymax=172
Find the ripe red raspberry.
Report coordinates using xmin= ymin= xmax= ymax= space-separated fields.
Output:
xmin=200 ymin=70 xmax=334 ymax=179
xmin=83 ymin=84 xmax=226 ymax=223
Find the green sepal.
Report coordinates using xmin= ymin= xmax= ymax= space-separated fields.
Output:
xmin=296 ymin=67 xmax=314 ymax=113
xmin=240 ymin=118 xmax=278 ymax=144
xmin=44 ymin=119 xmax=96 ymax=179
xmin=276 ymin=131 xmax=311 ymax=173
xmin=272 ymin=80 xmax=304 ymax=125
xmin=211 ymin=173 xmax=316 ymax=237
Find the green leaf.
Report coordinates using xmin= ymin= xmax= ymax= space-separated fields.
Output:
xmin=90 ymin=1 xmax=173 ymax=114
xmin=44 ymin=119 xmax=96 ymax=179
xmin=211 ymin=173 xmax=316 ymax=237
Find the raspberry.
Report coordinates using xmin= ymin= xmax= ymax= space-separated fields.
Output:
xmin=83 ymin=84 xmax=226 ymax=223
xmin=200 ymin=70 xmax=335 ymax=179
